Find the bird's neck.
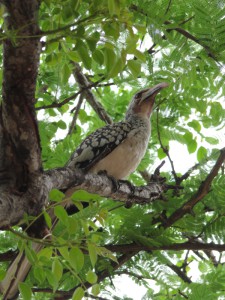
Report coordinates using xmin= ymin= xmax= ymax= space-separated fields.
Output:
xmin=125 ymin=113 xmax=151 ymax=130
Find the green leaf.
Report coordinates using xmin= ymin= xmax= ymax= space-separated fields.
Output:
xmin=127 ymin=60 xmax=141 ymax=77
xmin=57 ymin=120 xmax=67 ymax=130
xmin=197 ymin=146 xmax=207 ymax=162
xmin=104 ymin=47 xmax=116 ymax=74
xmin=61 ymin=63 xmax=71 ymax=85
xmin=0 ymin=269 xmax=6 ymax=281
xmin=25 ymin=246 xmax=38 ymax=265
xmin=183 ymin=131 xmax=193 ymax=144
xmin=96 ymin=246 xmax=118 ymax=263
xmin=92 ymin=49 xmax=104 ymax=65
xmin=67 ymin=51 xmax=80 ymax=62
xmin=86 ymin=270 xmax=98 ymax=284
xmin=108 ymin=57 xmax=124 ymax=78
xmin=157 ymin=147 xmax=167 ymax=159
xmin=205 ymin=137 xmax=219 ymax=145
xmin=88 ymin=242 xmax=97 ymax=267
xmin=187 ymin=139 xmax=197 ymax=154
xmin=52 ymin=259 xmax=63 ymax=282
xmin=43 ymin=211 xmax=52 ymax=228
xmin=19 ymin=283 xmax=32 ymax=300
xmin=69 ymin=247 xmax=84 ymax=272
xmin=72 ymin=287 xmax=85 ymax=300
xmin=92 ymin=284 xmax=100 ymax=296
xmin=188 ymin=120 xmax=201 ymax=132
xmin=38 ymin=247 xmax=53 ymax=260
xmin=133 ymin=49 xmax=146 ymax=62
xmin=71 ymin=190 xmax=101 ymax=201
xmin=54 ymin=206 xmax=68 ymax=226
xmin=58 ymin=246 xmax=69 ymax=261
xmin=49 ymin=189 xmax=65 ymax=202
xmin=45 ymin=53 xmax=60 ymax=66
xmin=108 ymin=0 xmax=120 ymax=16
xmin=45 ymin=269 xmax=58 ymax=291
xmin=46 ymin=42 xmax=59 ymax=53
xmin=76 ymin=40 xmax=92 ymax=69
xmin=34 ymin=266 xmax=46 ymax=284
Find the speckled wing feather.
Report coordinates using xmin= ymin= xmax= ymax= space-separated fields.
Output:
xmin=67 ymin=122 xmax=132 ymax=171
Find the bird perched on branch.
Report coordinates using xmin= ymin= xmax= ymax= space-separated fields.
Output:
xmin=67 ymin=82 xmax=168 ymax=178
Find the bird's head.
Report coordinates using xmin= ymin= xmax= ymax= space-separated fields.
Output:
xmin=125 ymin=82 xmax=168 ymax=120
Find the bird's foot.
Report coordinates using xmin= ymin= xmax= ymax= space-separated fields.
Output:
xmin=117 ymin=179 xmax=135 ymax=209
xmin=97 ymin=170 xmax=119 ymax=193
xmin=97 ymin=171 xmax=134 ymax=208
xmin=118 ymin=179 xmax=135 ymax=193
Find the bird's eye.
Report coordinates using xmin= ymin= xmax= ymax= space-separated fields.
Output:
xmin=135 ymin=92 xmax=142 ymax=99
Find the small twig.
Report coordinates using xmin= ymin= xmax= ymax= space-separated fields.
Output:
xmin=154 ymin=160 xmax=166 ymax=177
xmin=147 ymin=43 xmax=157 ymax=54
xmin=36 ymin=80 xmax=116 ymax=111
xmin=139 ymin=161 xmax=165 ymax=184
xmin=36 ymin=91 xmax=80 ymax=110
xmin=167 ymin=263 xmax=192 ymax=284
xmin=67 ymin=94 xmax=84 ymax=135
xmin=165 ymin=0 xmax=172 ymax=15
xmin=178 ymin=16 xmax=195 ymax=26
xmin=84 ymin=294 xmax=110 ymax=300
xmin=42 ymin=13 xmax=99 ymax=36
xmin=177 ymin=162 xmax=200 ymax=184
xmin=203 ymin=250 xmax=218 ymax=266
xmin=182 ymin=250 xmax=190 ymax=271
xmin=178 ymin=290 xmax=189 ymax=299
xmin=156 ymin=108 xmax=178 ymax=183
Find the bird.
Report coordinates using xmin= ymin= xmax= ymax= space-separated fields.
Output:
xmin=67 ymin=82 xmax=168 ymax=179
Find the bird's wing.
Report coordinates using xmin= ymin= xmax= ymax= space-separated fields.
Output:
xmin=67 ymin=121 xmax=132 ymax=171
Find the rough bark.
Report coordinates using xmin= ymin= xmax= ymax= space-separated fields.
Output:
xmin=1 ymin=0 xmax=42 ymax=184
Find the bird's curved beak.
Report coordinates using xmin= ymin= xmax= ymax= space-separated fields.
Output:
xmin=140 ymin=82 xmax=169 ymax=102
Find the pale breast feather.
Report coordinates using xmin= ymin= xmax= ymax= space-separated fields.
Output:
xmin=67 ymin=122 xmax=132 ymax=171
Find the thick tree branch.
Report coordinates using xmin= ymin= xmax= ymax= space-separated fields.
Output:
xmin=0 ymin=243 xmax=42 ymax=300
xmin=0 ymin=174 xmax=49 ymax=228
xmin=45 ymin=167 xmax=166 ymax=205
xmin=0 ymin=166 xmax=165 ymax=228
xmin=0 ymin=250 xmax=17 ymax=262
xmin=1 ymin=0 xmax=42 ymax=180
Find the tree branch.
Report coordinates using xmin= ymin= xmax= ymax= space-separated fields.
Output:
xmin=167 ymin=263 xmax=191 ymax=284
xmin=45 ymin=167 xmax=166 ymax=205
xmin=67 ymin=94 xmax=84 ymax=135
xmin=0 ymin=250 xmax=17 ymax=262
xmin=163 ymin=147 xmax=225 ymax=228
xmin=1 ymin=0 xmax=42 ymax=179
xmin=164 ymin=20 xmax=218 ymax=61
xmin=105 ymin=240 xmax=225 ymax=253
xmin=72 ymin=63 xmax=112 ymax=124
